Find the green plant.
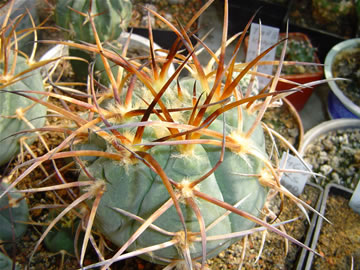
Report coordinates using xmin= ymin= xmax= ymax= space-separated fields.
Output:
xmin=0 ymin=54 xmax=47 ymax=166
xmin=275 ymin=36 xmax=318 ymax=75
xmin=44 ymin=212 xmax=81 ymax=255
xmin=0 ymin=0 xmax=58 ymax=166
xmin=55 ymin=0 xmax=132 ymax=44
xmin=312 ymin=0 xmax=355 ymax=19
xmin=54 ymin=0 xmax=132 ymax=80
xmin=312 ymin=0 xmax=356 ymax=26
xmin=0 ymin=0 xmax=324 ymax=269
xmin=0 ymin=252 xmax=20 ymax=270
xmin=0 ymin=182 xmax=29 ymax=242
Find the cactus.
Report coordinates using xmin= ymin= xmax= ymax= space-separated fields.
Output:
xmin=0 ymin=0 xmax=323 ymax=269
xmin=0 ymin=0 xmax=57 ymax=166
xmin=55 ymin=0 xmax=132 ymax=44
xmin=0 ymin=252 xmax=20 ymax=270
xmin=0 ymin=54 xmax=47 ymax=166
xmin=55 ymin=0 xmax=132 ymax=80
xmin=77 ymin=104 xmax=268 ymax=262
xmin=44 ymin=213 xmax=81 ymax=255
xmin=0 ymin=182 xmax=29 ymax=242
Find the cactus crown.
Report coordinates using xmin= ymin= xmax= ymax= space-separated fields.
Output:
xmin=0 ymin=0 xmax=324 ymax=269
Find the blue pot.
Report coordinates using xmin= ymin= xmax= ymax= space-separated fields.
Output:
xmin=327 ymin=91 xmax=359 ymax=119
xmin=325 ymin=38 xmax=360 ymax=119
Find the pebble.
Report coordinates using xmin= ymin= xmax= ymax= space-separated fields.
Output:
xmin=304 ymin=128 xmax=360 ymax=189
xmin=320 ymin=164 xmax=333 ymax=175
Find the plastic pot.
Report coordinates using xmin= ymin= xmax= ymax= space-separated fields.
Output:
xmin=324 ymin=38 xmax=360 ymax=119
xmin=274 ymin=33 xmax=323 ymax=112
xmin=299 ymin=118 xmax=360 ymax=155
xmin=304 ymin=183 xmax=360 ymax=269
xmin=299 ymin=119 xmax=360 ymax=190
xmin=40 ymin=32 xmax=175 ymax=79
xmin=294 ymin=182 xmax=324 ymax=270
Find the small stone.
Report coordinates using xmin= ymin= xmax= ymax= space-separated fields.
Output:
xmin=304 ymin=129 xmax=360 ymax=188
xmin=322 ymin=138 xmax=333 ymax=150
xmin=330 ymin=156 xmax=340 ymax=168
xmin=320 ymin=164 xmax=333 ymax=175
xmin=318 ymin=151 xmax=329 ymax=164
xmin=288 ymin=128 xmax=299 ymax=138
xmin=30 ymin=234 xmax=39 ymax=241
xmin=354 ymin=150 xmax=360 ymax=163
xmin=345 ymin=167 xmax=355 ymax=177
xmin=330 ymin=172 xmax=340 ymax=183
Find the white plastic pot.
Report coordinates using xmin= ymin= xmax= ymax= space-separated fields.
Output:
xmin=299 ymin=118 xmax=360 ymax=155
xmin=119 ymin=32 xmax=175 ymax=76
xmin=40 ymin=32 xmax=175 ymax=78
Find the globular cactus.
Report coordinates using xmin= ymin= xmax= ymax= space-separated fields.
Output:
xmin=69 ymin=5 xmax=314 ymax=265
xmin=55 ymin=0 xmax=132 ymax=44
xmin=0 ymin=0 xmax=53 ymax=166
xmin=1 ymin=0 xmax=321 ymax=269
xmin=0 ymin=182 xmax=29 ymax=242
xmin=78 ymin=104 xmax=268 ymax=263
xmin=0 ymin=54 xmax=47 ymax=166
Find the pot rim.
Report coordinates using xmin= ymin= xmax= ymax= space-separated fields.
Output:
xmin=282 ymin=97 xmax=304 ymax=150
xmin=119 ymin=32 xmax=176 ymax=77
xmin=299 ymin=118 xmax=360 ymax=155
xmin=304 ymin=183 xmax=353 ymax=270
xmin=324 ymin=38 xmax=360 ymax=117
xmin=39 ymin=32 xmax=176 ymax=77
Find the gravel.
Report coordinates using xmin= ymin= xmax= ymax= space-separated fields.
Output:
xmin=303 ymin=128 xmax=360 ymax=189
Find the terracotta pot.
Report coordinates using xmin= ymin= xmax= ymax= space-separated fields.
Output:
xmin=263 ymin=97 xmax=304 ymax=152
xmin=283 ymin=97 xmax=304 ymax=150
xmin=245 ymin=32 xmax=323 ymax=111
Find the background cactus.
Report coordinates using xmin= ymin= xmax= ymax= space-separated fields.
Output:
xmin=54 ymin=0 xmax=132 ymax=80
xmin=55 ymin=0 xmax=132 ymax=44
xmin=44 ymin=213 xmax=81 ymax=255
xmin=0 ymin=252 xmax=20 ymax=270
xmin=0 ymin=54 xmax=47 ymax=166
xmin=0 ymin=0 xmax=55 ymax=166
xmin=0 ymin=182 xmax=29 ymax=242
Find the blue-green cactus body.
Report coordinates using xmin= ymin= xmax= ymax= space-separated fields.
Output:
xmin=0 ymin=252 xmax=20 ymax=270
xmin=0 ymin=54 xmax=46 ymax=166
xmin=78 ymin=95 xmax=268 ymax=262
xmin=55 ymin=0 xmax=132 ymax=44
xmin=0 ymin=183 xmax=29 ymax=242
xmin=44 ymin=214 xmax=82 ymax=255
